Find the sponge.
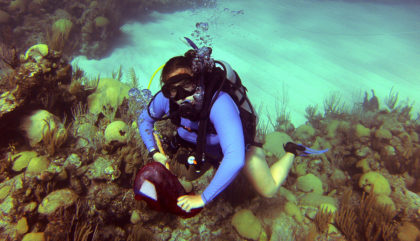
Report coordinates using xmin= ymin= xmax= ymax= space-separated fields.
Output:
xmin=359 ymin=171 xmax=391 ymax=196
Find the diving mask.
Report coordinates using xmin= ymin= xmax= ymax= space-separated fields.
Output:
xmin=162 ymin=74 xmax=197 ymax=101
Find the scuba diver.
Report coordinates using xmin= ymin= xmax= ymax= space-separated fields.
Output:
xmin=135 ymin=38 xmax=327 ymax=214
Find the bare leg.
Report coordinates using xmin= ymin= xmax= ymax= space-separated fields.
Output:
xmin=243 ymin=146 xmax=295 ymax=198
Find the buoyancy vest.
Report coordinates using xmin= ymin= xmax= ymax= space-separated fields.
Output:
xmin=169 ymin=61 xmax=258 ymax=169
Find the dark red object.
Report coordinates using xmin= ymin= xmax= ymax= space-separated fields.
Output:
xmin=133 ymin=162 xmax=202 ymax=218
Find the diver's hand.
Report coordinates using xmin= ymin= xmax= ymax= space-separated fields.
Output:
xmin=177 ymin=195 xmax=204 ymax=212
xmin=153 ymin=152 xmax=169 ymax=166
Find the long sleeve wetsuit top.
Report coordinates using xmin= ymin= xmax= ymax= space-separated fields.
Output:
xmin=138 ymin=91 xmax=245 ymax=204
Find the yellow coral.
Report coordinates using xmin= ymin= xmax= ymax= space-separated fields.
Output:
xmin=52 ymin=18 xmax=73 ymax=40
xmin=87 ymin=78 xmax=130 ymax=114
xmin=355 ymin=123 xmax=370 ymax=138
xmin=12 ymin=151 xmax=38 ymax=172
xmin=26 ymin=156 xmax=50 ymax=175
xmin=22 ymin=232 xmax=45 ymax=241
xmin=284 ymin=201 xmax=304 ymax=224
xmin=0 ymin=185 xmax=11 ymax=200
xmin=376 ymin=194 xmax=396 ymax=214
xmin=231 ymin=209 xmax=263 ymax=240
xmin=359 ymin=171 xmax=391 ymax=196
xmin=356 ymin=158 xmax=371 ymax=173
xmin=16 ymin=217 xmax=29 ymax=235
xmin=24 ymin=44 xmax=49 ymax=61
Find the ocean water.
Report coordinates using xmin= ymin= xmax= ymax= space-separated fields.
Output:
xmin=73 ymin=0 xmax=420 ymax=127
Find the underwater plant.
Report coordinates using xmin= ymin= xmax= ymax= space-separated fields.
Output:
xmin=46 ymin=28 xmax=67 ymax=53
xmin=268 ymin=86 xmax=294 ymax=134
xmin=362 ymin=89 xmax=379 ymax=112
xmin=384 ymin=87 xmax=399 ymax=111
xmin=44 ymin=200 xmax=97 ymax=241
xmin=127 ymin=224 xmax=155 ymax=241
xmin=73 ymin=221 xmax=95 ymax=241
xmin=100 ymin=103 xmax=118 ymax=126
xmin=71 ymin=102 xmax=89 ymax=125
xmin=335 ymin=192 xmax=357 ymax=240
xmin=0 ymin=43 xmax=19 ymax=69
xmin=314 ymin=206 xmax=334 ymax=236
xmin=395 ymin=98 xmax=414 ymax=122
xmin=254 ymin=103 xmax=271 ymax=142
xmin=335 ymin=189 xmax=397 ymax=241
xmin=41 ymin=118 xmax=70 ymax=156
xmin=305 ymin=104 xmax=323 ymax=129
xmin=112 ymin=65 xmax=123 ymax=82
xmin=323 ymin=92 xmax=346 ymax=118
xmin=68 ymin=65 xmax=99 ymax=105
xmin=128 ymin=67 xmax=139 ymax=89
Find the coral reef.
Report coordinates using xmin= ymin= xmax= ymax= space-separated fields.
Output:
xmin=0 ymin=0 xmax=211 ymax=59
xmin=1 ymin=39 xmax=419 ymax=240
xmin=335 ymin=190 xmax=397 ymax=241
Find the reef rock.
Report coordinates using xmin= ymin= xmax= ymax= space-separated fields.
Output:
xmin=86 ymin=156 xmax=120 ymax=181
xmin=94 ymin=16 xmax=110 ymax=28
xmin=0 ymin=9 xmax=10 ymax=23
xmin=0 ymin=44 xmax=73 ymax=147
xmin=38 ymin=188 xmax=78 ymax=215
xmin=22 ymin=232 xmax=45 ymax=241
xmin=326 ymin=120 xmax=350 ymax=140
xmin=231 ymin=209 xmax=263 ymax=241
xmin=0 ymin=185 xmax=11 ymax=201
xmin=24 ymin=44 xmax=49 ymax=61
xmin=15 ymin=217 xmax=29 ymax=235
xmin=87 ymin=78 xmax=130 ymax=114
xmin=63 ymin=153 xmax=82 ymax=170
xmin=270 ymin=214 xmax=297 ymax=241
xmin=375 ymin=127 xmax=393 ymax=140
xmin=20 ymin=110 xmax=62 ymax=147
xmin=0 ymin=89 xmax=22 ymax=119
xmin=299 ymin=192 xmax=338 ymax=208
xmin=297 ymin=173 xmax=324 ymax=194
xmin=26 ymin=155 xmax=50 ymax=175
xmin=52 ymin=19 xmax=73 ymax=41
xmin=294 ymin=124 xmax=315 ymax=140
xmin=397 ymin=222 xmax=420 ymax=241
xmin=12 ymin=151 xmax=38 ymax=172
xmin=0 ymin=174 xmax=25 ymax=212
xmin=330 ymin=169 xmax=348 ymax=187
xmin=284 ymin=201 xmax=304 ymax=224
xmin=355 ymin=123 xmax=371 ymax=139
xmin=130 ymin=210 xmax=141 ymax=224
xmin=263 ymin=131 xmax=292 ymax=158
xmin=104 ymin=120 xmax=129 ymax=145
xmin=0 ymin=174 xmax=28 ymax=240
xmin=359 ymin=171 xmax=391 ymax=196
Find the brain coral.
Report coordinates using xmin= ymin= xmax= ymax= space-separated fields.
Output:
xmin=359 ymin=171 xmax=391 ymax=196
xmin=297 ymin=173 xmax=323 ymax=194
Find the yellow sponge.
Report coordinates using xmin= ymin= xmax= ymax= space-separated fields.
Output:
xmin=359 ymin=171 xmax=391 ymax=196
xmin=284 ymin=201 xmax=304 ymax=224
xmin=231 ymin=209 xmax=263 ymax=240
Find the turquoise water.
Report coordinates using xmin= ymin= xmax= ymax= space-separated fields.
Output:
xmin=1 ymin=0 xmax=419 ymax=240
xmin=74 ymin=0 xmax=420 ymax=126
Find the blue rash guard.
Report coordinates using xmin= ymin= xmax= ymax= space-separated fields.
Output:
xmin=138 ymin=91 xmax=245 ymax=204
